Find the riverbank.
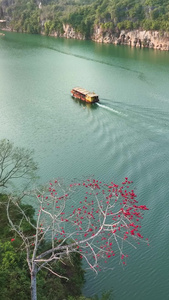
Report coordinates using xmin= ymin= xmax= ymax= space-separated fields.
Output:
xmin=92 ymin=26 xmax=169 ymax=51
xmin=62 ymin=24 xmax=169 ymax=51
xmin=1 ymin=25 xmax=169 ymax=51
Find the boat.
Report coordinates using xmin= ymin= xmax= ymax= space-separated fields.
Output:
xmin=71 ymin=87 xmax=99 ymax=103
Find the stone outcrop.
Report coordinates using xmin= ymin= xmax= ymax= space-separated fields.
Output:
xmin=55 ymin=24 xmax=169 ymax=51
xmin=62 ymin=24 xmax=85 ymax=40
xmin=1 ymin=18 xmax=169 ymax=51
xmin=92 ymin=26 xmax=169 ymax=51
xmin=48 ymin=24 xmax=85 ymax=40
xmin=0 ymin=19 xmax=6 ymax=29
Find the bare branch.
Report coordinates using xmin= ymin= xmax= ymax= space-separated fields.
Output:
xmin=0 ymin=139 xmax=37 ymax=189
xmin=43 ymin=266 xmax=69 ymax=280
xmin=7 ymin=177 xmax=149 ymax=299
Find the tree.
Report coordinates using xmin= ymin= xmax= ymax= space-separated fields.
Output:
xmin=68 ymin=290 xmax=112 ymax=300
xmin=0 ymin=194 xmax=36 ymax=300
xmin=0 ymin=193 xmax=85 ymax=300
xmin=7 ymin=177 xmax=149 ymax=300
xmin=2 ymin=0 xmax=169 ymax=35
xmin=0 ymin=240 xmax=31 ymax=300
xmin=0 ymin=139 xmax=37 ymax=189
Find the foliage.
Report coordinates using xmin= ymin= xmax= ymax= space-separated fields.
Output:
xmin=0 ymin=240 xmax=31 ymax=300
xmin=91 ymin=290 xmax=112 ymax=300
xmin=0 ymin=193 xmax=35 ymax=241
xmin=35 ymin=253 xmax=85 ymax=300
xmin=0 ymin=194 xmax=34 ymax=299
xmin=1 ymin=0 xmax=169 ymax=36
xmin=68 ymin=290 xmax=112 ymax=300
xmin=0 ymin=240 xmax=86 ymax=300
xmin=0 ymin=193 xmax=86 ymax=300
xmin=117 ymin=20 xmax=134 ymax=31
xmin=7 ymin=0 xmax=41 ymax=33
xmin=44 ymin=18 xmax=64 ymax=35
xmin=0 ymin=192 xmax=113 ymax=300
xmin=6 ymin=177 xmax=149 ymax=299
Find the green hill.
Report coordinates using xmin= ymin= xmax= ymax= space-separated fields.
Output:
xmin=0 ymin=0 xmax=169 ymax=36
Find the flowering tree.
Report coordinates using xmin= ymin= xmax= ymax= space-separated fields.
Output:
xmin=7 ymin=177 xmax=149 ymax=300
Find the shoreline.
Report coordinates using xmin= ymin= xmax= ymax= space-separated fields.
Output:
xmin=1 ymin=26 xmax=169 ymax=52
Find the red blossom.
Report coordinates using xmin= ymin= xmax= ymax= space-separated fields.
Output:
xmin=137 ymin=233 xmax=143 ymax=238
xmin=30 ymin=178 xmax=149 ymax=273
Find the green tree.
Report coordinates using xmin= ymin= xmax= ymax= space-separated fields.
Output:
xmin=0 ymin=193 xmax=85 ymax=300
xmin=2 ymin=0 xmax=169 ymax=35
xmin=0 ymin=240 xmax=30 ymax=300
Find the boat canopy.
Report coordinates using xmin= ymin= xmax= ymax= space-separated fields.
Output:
xmin=73 ymin=87 xmax=98 ymax=97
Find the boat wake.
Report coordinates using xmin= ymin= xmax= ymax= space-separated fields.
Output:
xmin=97 ymin=103 xmax=127 ymax=117
xmin=47 ymin=46 xmax=146 ymax=81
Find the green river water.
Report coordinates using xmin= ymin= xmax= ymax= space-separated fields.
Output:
xmin=0 ymin=32 xmax=169 ymax=299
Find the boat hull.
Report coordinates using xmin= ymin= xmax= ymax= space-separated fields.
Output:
xmin=71 ymin=88 xmax=99 ymax=103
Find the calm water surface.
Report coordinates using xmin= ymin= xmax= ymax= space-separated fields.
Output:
xmin=0 ymin=32 xmax=169 ymax=299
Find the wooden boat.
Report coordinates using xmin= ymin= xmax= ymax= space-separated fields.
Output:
xmin=71 ymin=87 xmax=99 ymax=103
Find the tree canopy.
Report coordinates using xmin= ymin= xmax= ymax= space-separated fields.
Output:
xmin=1 ymin=0 xmax=169 ymax=36
xmin=5 ymin=177 xmax=148 ymax=299
xmin=0 ymin=194 xmax=86 ymax=300
xmin=0 ymin=192 xmax=113 ymax=299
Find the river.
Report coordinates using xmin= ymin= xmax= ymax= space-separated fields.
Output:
xmin=0 ymin=32 xmax=169 ymax=300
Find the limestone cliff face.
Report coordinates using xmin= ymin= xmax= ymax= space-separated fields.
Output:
xmin=62 ymin=24 xmax=85 ymax=40
xmin=42 ymin=24 xmax=85 ymax=40
xmin=92 ymin=26 xmax=169 ymax=51
xmin=56 ymin=24 xmax=169 ymax=51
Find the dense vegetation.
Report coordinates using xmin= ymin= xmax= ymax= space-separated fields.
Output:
xmin=0 ymin=194 xmax=112 ymax=300
xmin=0 ymin=194 xmax=85 ymax=300
xmin=0 ymin=0 xmax=169 ymax=37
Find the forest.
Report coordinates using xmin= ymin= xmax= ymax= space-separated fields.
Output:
xmin=0 ymin=0 xmax=169 ymax=37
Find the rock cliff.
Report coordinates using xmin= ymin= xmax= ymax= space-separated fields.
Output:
xmin=62 ymin=24 xmax=85 ymax=40
xmin=2 ymin=19 xmax=169 ymax=51
xmin=61 ymin=24 xmax=169 ymax=51
xmin=92 ymin=26 xmax=169 ymax=51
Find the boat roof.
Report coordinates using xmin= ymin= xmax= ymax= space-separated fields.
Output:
xmin=72 ymin=87 xmax=98 ymax=97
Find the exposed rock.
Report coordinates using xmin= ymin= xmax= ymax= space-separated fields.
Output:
xmin=92 ymin=26 xmax=169 ymax=51
xmin=62 ymin=24 xmax=85 ymax=40
xmin=48 ymin=31 xmax=59 ymax=38
xmin=61 ymin=24 xmax=169 ymax=51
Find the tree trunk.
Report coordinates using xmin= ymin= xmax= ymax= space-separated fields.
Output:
xmin=31 ymin=270 xmax=37 ymax=300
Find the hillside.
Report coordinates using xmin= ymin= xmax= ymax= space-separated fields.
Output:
xmin=0 ymin=0 xmax=169 ymax=50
